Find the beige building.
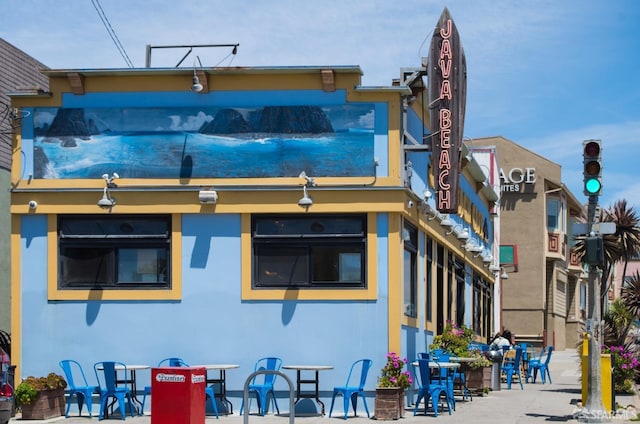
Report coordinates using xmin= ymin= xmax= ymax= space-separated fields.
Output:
xmin=471 ymin=136 xmax=586 ymax=350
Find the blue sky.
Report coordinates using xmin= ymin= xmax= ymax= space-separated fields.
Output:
xmin=2 ymin=0 xmax=639 ymax=209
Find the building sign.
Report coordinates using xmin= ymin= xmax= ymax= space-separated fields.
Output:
xmin=428 ymin=7 xmax=467 ymax=213
xmin=500 ymin=167 xmax=536 ymax=192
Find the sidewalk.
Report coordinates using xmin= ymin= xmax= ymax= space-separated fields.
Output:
xmin=10 ymin=350 xmax=639 ymax=423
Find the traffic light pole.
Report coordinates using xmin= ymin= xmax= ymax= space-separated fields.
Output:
xmin=578 ymin=195 xmax=610 ymax=423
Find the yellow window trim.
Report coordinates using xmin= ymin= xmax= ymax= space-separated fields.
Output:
xmin=241 ymin=213 xmax=378 ymax=300
xmin=47 ymin=214 xmax=182 ymax=301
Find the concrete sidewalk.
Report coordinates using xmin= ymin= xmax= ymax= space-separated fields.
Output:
xmin=10 ymin=349 xmax=639 ymax=423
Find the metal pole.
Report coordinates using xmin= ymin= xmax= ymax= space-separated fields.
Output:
xmin=578 ymin=196 xmax=610 ymax=423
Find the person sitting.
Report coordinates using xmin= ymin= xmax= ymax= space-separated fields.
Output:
xmin=489 ymin=330 xmax=513 ymax=350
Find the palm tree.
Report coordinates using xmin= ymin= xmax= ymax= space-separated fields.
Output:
xmin=573 ymin=200 xmax=640 ymax=340
xmin=574 ymin=200 xmax=640 ymax=310
xmin=603 ymin=298 xmax=635 ymax=347
xmin=601 ymin=200 xmax=640 ymax=300
xmin=621 ymin=271 xmax=640 ymax=320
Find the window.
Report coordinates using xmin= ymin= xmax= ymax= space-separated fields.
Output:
xmin=403 ymin=222 xmax=417 ymax=318
xmin=455 ymin=259 xmax=465 ymax=326
xmin=252 ymin=215 xmax=366 ymax=288
xmin=472 ymin=273 xmax=493 ymax=340
xmin=58 ymin=215 xmax=171 ymax=289
xmin=436 ymin=244 xmax=445 ymax=334
xmin=547 ymin=198 xmax=560 ymax=231
xmin=447 ymin=253 xmax=454 ymax=322
xmin=425 ymin=236 xmax=433 ymax=321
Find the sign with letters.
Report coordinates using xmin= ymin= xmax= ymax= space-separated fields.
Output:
xmin=428 ymin=7 xmax=467 ymax=213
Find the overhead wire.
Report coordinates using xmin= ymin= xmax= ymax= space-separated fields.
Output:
xmin=212 ymin=48 xmax=237 ymax=68
xmin=90 ymin=0 xmax=134 ymax=68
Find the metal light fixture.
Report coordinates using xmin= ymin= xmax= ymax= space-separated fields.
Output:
xmin=425 ymin=206 xmax=439 ymax=221
xmin=298 ymin=171 xmax=315 ymax=208
xmin=191 ymin=56 xmax=204 ymax=92
xmin=501 ymin=268 xmax=509 ymax=279
xmin=98 ymin=173 xmax=119 ymax=209
xmin=446 ymin=224 xmax=471 ymax=242
xmin=482 ymin=253 xmax=493 ymax=264
xmin=299 ymin=171 xmax=315 ymax=187
xmin=446 ymin=223 xmax=464 ymax=236
xmin=457 ymin=227 xmax=469 ymax=241
xmin=191 ymin=74 xmax=203 ymax=92
xmin=102 ymin=172 xmax=119 ymax=188
xmin=298 ymin=185 xmax=313 ymax=208
xmin=98 ymin=186 xmax=116 ymax=209
xmin=464 ymin=238 xmax=483 ymax=254
xmin=439 ymin=214 xmax=454 ymax=227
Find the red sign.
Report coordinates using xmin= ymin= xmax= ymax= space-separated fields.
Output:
xmin=428 ymin=8 xmax=467 ymax=213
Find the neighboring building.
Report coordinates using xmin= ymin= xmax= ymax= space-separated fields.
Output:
xmin=9 ymin=64 xmax=498 ymax=413
xmin=0 ymin=37 xmax=48 ymax=334
xmin=471 ymin=136 xmax=586 ymax=350
xmin=609 ymin=256 xmax=640 ymax=302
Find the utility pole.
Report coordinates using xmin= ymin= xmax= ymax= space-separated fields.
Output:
xmin=577 ymin=140 xmax=610 ymax=423
xmin=579 ymin=198 xmax=610 ymax=422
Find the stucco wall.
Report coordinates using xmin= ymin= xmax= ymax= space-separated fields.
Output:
xmin=18 ymin=213 xmax=390 ymax=410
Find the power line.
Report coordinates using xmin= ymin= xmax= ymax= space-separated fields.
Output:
xmin=91 ymin=0 xmax=134 ymax=68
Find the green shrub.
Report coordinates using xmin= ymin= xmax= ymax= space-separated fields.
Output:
xmin=15 ymin=373 xmax=67 ymax=406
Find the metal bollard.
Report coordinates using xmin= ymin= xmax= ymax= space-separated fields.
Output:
xmin=243 ymin=370 xmax=295 ymax=424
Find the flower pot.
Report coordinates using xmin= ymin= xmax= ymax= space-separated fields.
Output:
xmin=465 ymin=366 xmax=492 ymax=391
xmin=374 ymin=387 xmax=405 ymax=420
xmin=20 ymin=388 xmax=65 ymax=420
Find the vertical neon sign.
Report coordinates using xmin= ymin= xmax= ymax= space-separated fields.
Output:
xmin=428 ymin=8 xmax=467 ymax=213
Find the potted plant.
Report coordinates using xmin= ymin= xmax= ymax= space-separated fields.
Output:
xmin=464 ymin=349 xmax=493 ymax=392
xmin=375 ymin=352 xmax=413 ymax=420
xmin=15 ymin=373 xmax=67 ymax=420
xmin=430 ymin=322 xmax=475 ymax=357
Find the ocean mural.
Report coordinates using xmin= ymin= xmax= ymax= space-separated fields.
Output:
xmin=31 ymin=104 xmax=375 ymax=179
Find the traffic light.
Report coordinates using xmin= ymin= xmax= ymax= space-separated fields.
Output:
xmin=583 ymin=139 xmax=602 ymax=196
xmin=584 ymin=235 xmax=604 ymax=265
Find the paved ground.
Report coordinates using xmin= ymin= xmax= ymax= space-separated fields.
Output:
xmin=8 ymin=349 xmax=640 ymax=423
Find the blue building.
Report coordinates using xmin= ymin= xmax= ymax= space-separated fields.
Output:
xmin=9 ymin=63 xmax=498 ymax=415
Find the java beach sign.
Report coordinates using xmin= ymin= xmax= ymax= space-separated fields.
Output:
xmin=428 ymin=7 xmax=467 ymax=213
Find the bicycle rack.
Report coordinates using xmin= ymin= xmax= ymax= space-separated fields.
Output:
xmin=243 ymin=369 xmax=295 ymax=424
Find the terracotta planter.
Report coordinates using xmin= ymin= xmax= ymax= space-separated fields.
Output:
xmin=465 ymin=366 xmax=492 ymax=390
xmin=374 ymin=387 xmax=405 ymax=420
xmin=20 ymin=388 xmax=65 ymax=420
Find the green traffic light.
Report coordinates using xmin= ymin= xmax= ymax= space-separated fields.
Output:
xmin=585 ymin=178 xmax=601 ymax=194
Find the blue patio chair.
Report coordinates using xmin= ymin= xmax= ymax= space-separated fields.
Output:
xmin=413 ymin=359 xmax=452 ymax=417
xmin=328 ymin=359 xmax=373 ymax=419
xmin=525 ymin=347 xmax=544 ymax=382
xmin=528 ymin=346 xmax=553 ymax=384
xmin=240 ymin=357 xmax=282 ymax=416
xmin=94 ymin=361 xmax=135 ymax=420
xmin=430 ymin=351 xmax=457 ymax=409
xmin=59 ymin=359 xmax=98 ymax=418
xmin=500 ymin=347 xmax=524 ymax=389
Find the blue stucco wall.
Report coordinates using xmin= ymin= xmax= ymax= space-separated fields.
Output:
xmin=19 ymin=213 xmax=391 ymax=414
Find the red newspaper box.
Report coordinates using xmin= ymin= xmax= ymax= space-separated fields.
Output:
xmin=151 ymin=366 xmax=206 ymax=424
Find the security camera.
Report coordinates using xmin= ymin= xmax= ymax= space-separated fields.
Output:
xmin=198 ymin=190 xmax=218 ymax=204
xmin=407 ymin=200 xmax=414 ymax=208
xmin=28 ymin=200 xmax=37 ymax=209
